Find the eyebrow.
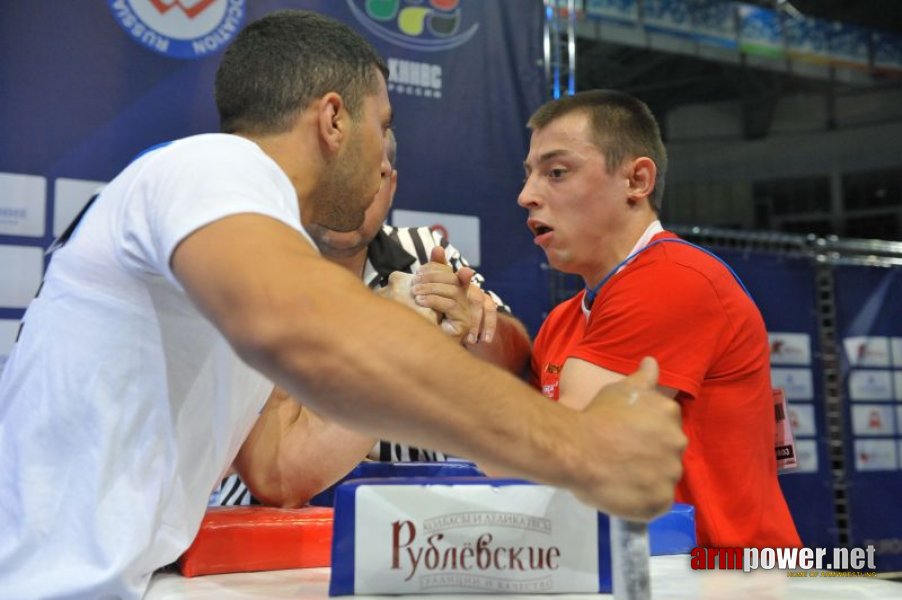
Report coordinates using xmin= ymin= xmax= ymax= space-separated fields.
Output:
xmin=523 ymin=148 xmax=572 ymax=172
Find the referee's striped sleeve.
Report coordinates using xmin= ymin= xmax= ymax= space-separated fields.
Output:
xmin=389 ymin=226 xmax=512 ymax=314
xmin=428 ymin=229 xmax=511 ymax=314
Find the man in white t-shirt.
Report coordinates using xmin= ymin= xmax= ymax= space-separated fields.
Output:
xmin=0 ymin=10 xmax=685 ymax=598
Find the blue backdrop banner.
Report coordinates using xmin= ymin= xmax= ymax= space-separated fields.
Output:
xmin=0 ymin=0 xmax=548 ymax=339
xmin=833 ymin=265 xmax=902 ymax=572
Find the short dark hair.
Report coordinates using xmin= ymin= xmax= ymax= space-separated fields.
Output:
xmin=528 ymin=90 xmax=668 ymax=212
xmin=215 ymin=10 xmax=389 ymax=135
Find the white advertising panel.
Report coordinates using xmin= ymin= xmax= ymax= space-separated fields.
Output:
xmin=848 ymin=370 xmax=894 ymax=401
xmin=844 ymin=336 xmax=892 ymax=368
xmin=792 ymin=439 xmax=819 ymax=474
xmin=353 ymin=485 xmax=598 ymax=594
xmin=787 ymin=403 xmax=817 ymax=437
xmin=854 ymin=440 xmax=898 ymax=472
xmin=768 ymin=332 xmax=812 ymax=365
xmin=0 ymin=245 xmax=43 ymax=308
xmin=851 ymin=404 xmax=896 ymax=436
xmin=0 ymin=172 xmax=46 ymax=237
xmin=770 ymin=368 xmax=814 ymax=400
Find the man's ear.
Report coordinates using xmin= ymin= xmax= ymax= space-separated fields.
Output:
xmin=388 ymin=169 xmax=398 ymax=199
xmin=626 ymin=156 xmax=656 ymax=206
xmin=317 ymin=92 xmax=346 ymax=153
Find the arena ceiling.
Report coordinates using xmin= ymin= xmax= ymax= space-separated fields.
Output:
xmin=575 ymin=0 xmax=902 ymax=139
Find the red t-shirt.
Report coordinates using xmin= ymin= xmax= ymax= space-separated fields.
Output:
xmin=532 ymin=232 xmax=801 ymax=548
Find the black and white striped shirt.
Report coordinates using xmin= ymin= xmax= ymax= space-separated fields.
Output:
xmin=214 ymin=225 xmax=510 ymax=506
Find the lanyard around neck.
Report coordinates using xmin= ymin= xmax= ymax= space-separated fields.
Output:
xmin=583 ymin=238 xmax=752 ymax=309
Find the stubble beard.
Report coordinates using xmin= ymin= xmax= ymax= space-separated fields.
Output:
xmin=309 ymin=133 xmax=375 ymax=234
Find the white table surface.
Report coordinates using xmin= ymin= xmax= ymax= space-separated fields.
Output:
xmin=146 ymin=555 xmax=902 ymax=599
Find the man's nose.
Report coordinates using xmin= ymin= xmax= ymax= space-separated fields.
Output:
xmin=517 ymin=175 xmax=540 ymax=208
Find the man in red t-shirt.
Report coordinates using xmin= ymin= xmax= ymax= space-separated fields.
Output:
xmin=520 ymin=90 xmax=800 ymax=548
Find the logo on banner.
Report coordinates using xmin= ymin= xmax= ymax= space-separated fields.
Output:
xmin=345 ymin=0 xmax=479 ymax=51
xmin=108 ymin=0 xmax=246 ymax=59
xmin=793 ymin=439 xmax=819 ymax=473
xmin=392 ymin=516 xmax=562 ymax=591
xmin=854 ymin=439 xmax=898 ymax=471
xmin=844 ymin=336 xmax=891 ymax=367
xmin=387 ymin=57 xmax=443 ymax=99
xmin=0 ymin=172 xmax=46 ymax=237
xmin=768 ymin=333 xmax=811 ymax=365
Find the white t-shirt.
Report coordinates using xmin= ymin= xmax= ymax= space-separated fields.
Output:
xmin=0 ymin=134 xmax=311 ymax=598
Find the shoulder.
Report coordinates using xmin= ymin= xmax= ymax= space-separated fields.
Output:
xmin=630 ymin=235 xmax=739 ymax=294
xmin=134 ymin=134 xmax=285 ymax=191
xmin=149 ymin=134 xmax=262 ymax=163
xmin=537 ymin=294 xmax=584 ymax=335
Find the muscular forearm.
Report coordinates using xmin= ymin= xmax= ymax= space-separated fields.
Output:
xmin=465 ymin=312 xmax=531 ymax=376
xmin=175 ymin=215 xmax=685 ymax=519
xmin=235 ymin=389 xmax=376 ymax=507
xmin=256 ymin=301 xmax=575 ymax=487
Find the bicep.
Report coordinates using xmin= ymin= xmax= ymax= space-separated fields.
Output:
xmin=559 ymin=357 xmax=677 ymax=411
xmin=170 ymin=212 xmax=361 ymax=354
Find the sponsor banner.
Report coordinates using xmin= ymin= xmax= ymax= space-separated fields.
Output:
xmin=834 ymin=265 xmax=902 ymax=570
xmin=392 ymin=209 xmax=481 ymax=267
xmin=108 ymin=0 xmax=247 ymax=60
xmin=688 ymin=0 xmax=737 ymax=49
xmin=0 ymin=318 xmax=21 ymax=376
xmin=53 ymin=178 xmax=107 ymax=237
xmin=873 ymin=29 xmax=902 ymax=72
xmin=844 ymin=336 xmax=892 ymax=368
xmin=770 ymin=368 xmax=814 ymax=400
xmin=854 ymin=439 xmax=898 ymax=472
xmin=892 ymin=338 xmax=902 ymax=367
xmin=788 ymin=403 xmax=816 ymax=437
xmin=584 ymin=0 xmax=639 ymax=25
xmin=0 ymin=173 xmax=46 ymax=238
xmin=642 ymin=0 xmax=693 ymax=37
xmin=848 ymin=370 xmax=894 ymax=402
xmin=851 ymin=404 xmax=896 ymax=437
xmin=0 ymin=246 xmax=44 ymax=309
xmin=828 ymin=22 xmax=870 ymax=68
xmin=792 ymin=439 xmax=819 ymax=474
xmin=2 ymin=1 xmax=547 ymax=332
xmin=768 ymin=332 xmax=811 ymax=365
xmin=784 ymin=14 xmax=832 ymax=64
xmin=386 ymin=57 xmax=443 ymax=100
xmin=351 ymin=484 xmax=600 ymax=594
xmin=737 ymin=3 xmax=784 ymax=58
xmin=345 ymin=0 xmax=479 ymax=52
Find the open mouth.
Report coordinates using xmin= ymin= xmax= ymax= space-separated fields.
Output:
xmin=528 ymin=218 xmax=553 ymax=237
xmin=534 ymin=224 xmax=553 ymax=236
